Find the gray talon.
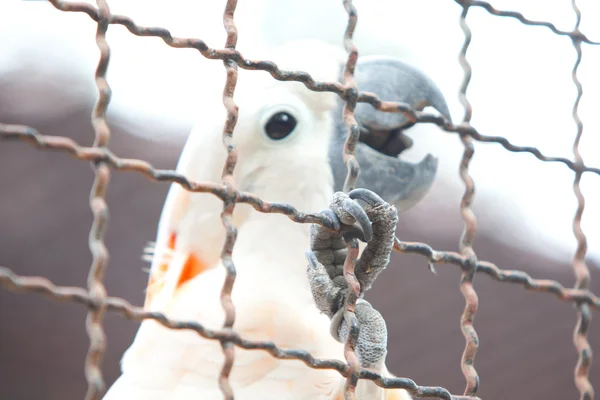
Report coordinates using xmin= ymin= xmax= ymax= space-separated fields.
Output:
xmin=331 ymin=193 xmax=373 ymax=242
xmin=329 ymin=307 xmax=345 ymax=342
xmin=348 ymin=188 xmax=385 ymax=208
xmin=319 ymin=208 xmax=341 ymax=231
xmin=306 ymin=188 xmax=398 ymax=369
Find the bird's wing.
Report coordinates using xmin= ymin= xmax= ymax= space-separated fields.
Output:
xmin=142 ymin=121 xmax=228 ymax=311
xmin=143 ymin=182 xmax=195 ymax=310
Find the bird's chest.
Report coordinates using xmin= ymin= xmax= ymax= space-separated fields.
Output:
xmin=150 ymin=270 xmax=343 ymax=397
xmin=228 ymin=290 xmax=344 ymax=398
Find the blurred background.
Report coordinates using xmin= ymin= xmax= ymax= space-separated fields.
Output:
xmin=1 ymin=0 xmax=599 ymax=399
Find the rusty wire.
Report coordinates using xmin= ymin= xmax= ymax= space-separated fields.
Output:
xmin=0 ymin=265 xmax=473 ymax=400
xmin=466 ymin=0 xmax=600 ymax=45
xmin=83 ymin=1 xmax=112 ymax=398
xmin=43 ymin=0 xmax=600 ymax=179
xmin=216 ymin=0 xmax=240 ymax=398
xmin=339 ymin=1 xmax=362 ymax=398
xmin=569 ymin=1 xmax=594 ymax=399
xmin=456 ymin=4 xmax=480 ymax=396
xmin=0 ymin=0 xmax=599 ymax=399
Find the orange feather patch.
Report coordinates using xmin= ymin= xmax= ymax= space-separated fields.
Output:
xmin=144 ymin=232 xmax=210 ymax=309
xmin=176 ymin=252 xmax=209 ymax=289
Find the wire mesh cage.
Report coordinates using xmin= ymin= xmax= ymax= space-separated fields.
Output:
xmin=0 ymin=1 xmax=598 ymax=399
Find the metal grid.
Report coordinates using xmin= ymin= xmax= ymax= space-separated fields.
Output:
xmin=0 ymin=0 xmax=598 ymax=399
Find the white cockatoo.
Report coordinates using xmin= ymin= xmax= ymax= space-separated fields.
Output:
xmin=103 ymin=40 xmax=450 ymax=399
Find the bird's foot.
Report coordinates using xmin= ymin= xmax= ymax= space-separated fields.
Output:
xmin=306 ymin=189 xmax=398 ymax=369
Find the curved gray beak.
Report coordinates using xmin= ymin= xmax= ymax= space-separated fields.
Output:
xmin=329 ymin=55 xmax=451 ymax=213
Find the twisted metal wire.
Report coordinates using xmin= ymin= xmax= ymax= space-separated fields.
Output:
xmin=339 ymin=1 xmax=362 ymax=397
xmin=0 ymin=1 xmax=599 ymax=399
xmin=464 ymin=0 xmax=600 ymax=45
xmin=0 ymin=265 xmax=478 ymax=400
xmin=456 ymin=3 xmax=480 ymax=396
xmin=1 ymin=122 xmax=599 ymax=310
xmin=393 ymin=239 xmax=600 ymax=307
xmin=45 ymin=0 xmax=600 ymax=178
xmin=216 ymin=0 xmax=240 ymax=398
xmin=569 ymin=1 xmax=594 ymax=399
xmin=84 ymin=1 xmax=112 ymax=398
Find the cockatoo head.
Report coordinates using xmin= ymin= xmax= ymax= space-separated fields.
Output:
xmin=226 ymin=42 xmax=344 ymax=206
xmin=179 ymin=40 xmax=450 ymax=215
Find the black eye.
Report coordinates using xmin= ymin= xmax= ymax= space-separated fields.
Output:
xmin=264 ymin=112 xmax=297 ymax=140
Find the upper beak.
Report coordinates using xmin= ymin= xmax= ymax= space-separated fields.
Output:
xmin=329 ymin=55 xmax=451 ymax=213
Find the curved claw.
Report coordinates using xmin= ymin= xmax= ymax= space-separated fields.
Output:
xmin=329 ymin=307 xmax=345 ymax=342
xmin=319 ymin=208 xmax=341 ymax=231
xmin=348 ymin=188 xmax=385 ymax=208
xmin=332 ymin=193 xmax=373 ymax=242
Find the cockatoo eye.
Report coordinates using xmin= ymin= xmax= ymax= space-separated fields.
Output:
xmin=264 ymin=112 xmax=297 ymax=140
